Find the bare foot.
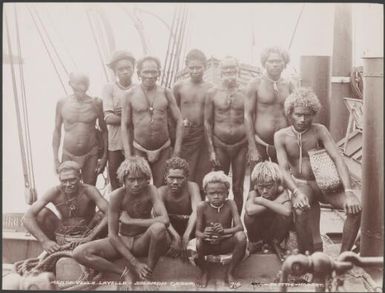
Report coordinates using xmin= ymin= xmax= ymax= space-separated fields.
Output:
xmin=196 ymin=270 xmax=209 ymax=288
xmin=225 ymin=273 xmax=241 ymax=289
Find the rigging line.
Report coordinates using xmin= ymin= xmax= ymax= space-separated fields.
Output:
xmin=45 ymin=8 xmax=79 ymax=70
xmin=174 ymin=5 xmax=189 ymax=83
xmin=33 ymin=7 xmax=69 ymax=76
xmin=288 ymin=3 xmax=306 ymax=50
xmin=4 ymin=9 xmax=30 ymax=188
xmin=180 ymin=6 xmax=191 ymax=70
xmin=169 ymin=5 xmax=186 ymax=87
xmin=86 ymin=10 xmax=109 ymax=82
xmin=165 ymin=5 xmax=182 ymax=88
xmin=161 ymin=5 xmax=177 ymax=86
xmin=14 ymin=4 xmax=36 ymax=190
xmin=165 ymin=5 xmax=183 ymax=88
xmin=27 ymin=6 xmax=68 ymax=95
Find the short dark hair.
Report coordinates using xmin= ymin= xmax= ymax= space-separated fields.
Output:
xmin=58 ymin=161 xmax=81 ymax=176
xmin=185 ymin=49 xmax=207 ymax=66
xmin=164 ymin=157 xmax=190 ymax=181
xmin=137 ymin=56 xmax=161 ymax=72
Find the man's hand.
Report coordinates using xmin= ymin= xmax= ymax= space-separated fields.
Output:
xmin=248 ymin=150 xmax=262 ymax=168
xmin=180 ymin=235 xmax=190 ymax=261
xmin=132 ymin=261 xmax=152 ymax=280
xmin=96 ymin=158 xmax=107 ymax=174
xmin=210 ymin=152 xmax=221 ymax=169
xmin=54 ymin=159 xmax=61 ymax=174
xmin=292 ymin=190 xmax=310 ymax=210
xmin=344 ymin=191 xmax=361 ymax=214
xmin=167 ymin=235 xmax=182 ymax=258
xmin=119 ymin=211 xmax=132 ymax=224
xmin=211 ymin=223 xmax=224 ymax=235
xmin=42 ymin=240 xmax=61 ymax=254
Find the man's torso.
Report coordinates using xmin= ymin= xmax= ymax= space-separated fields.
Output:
xmin=202 ymin=200 xmax=233 ymax=230
xmin=211 ymin=86 xmax=246 ymax=144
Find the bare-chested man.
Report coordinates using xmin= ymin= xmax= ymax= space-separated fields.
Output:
xmin=245 ymin=47 xmax=295 ymax=166
xmin=173 ymin=49 xmax=213 ymax=194
xmin=195 ymin=171 xmax=246 ymax=289
xmin=204 ymin=56 xmax=247 ymax=214
xmin=158 ymin=157 xmax=201 ymax=259
xmin=122 ymin=56 xmax=183 ymax=187
xmin=73 ymin=157 xmax=170 ymax=283
xmin=274 ymin=87 xmax=361 ymax=253
xmin=53 ymin=72 xmax=107 ymax=185
xmin=23 ymin=161 xmax=108 ymax=254
xmin=103 ymin=50 xmax=136 ymax=190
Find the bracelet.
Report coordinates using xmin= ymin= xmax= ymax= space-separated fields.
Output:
xmin=345 ymin=189 xmax=355 ymax=193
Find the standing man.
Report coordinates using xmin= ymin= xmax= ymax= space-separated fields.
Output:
xmin=103 ymin=50 xmax=136 ymax=190
xmin=73 ymin=157 xmax=170 ymax=283
xmin=23 ymin=161 xmax=108 ymax=254
xmin=121 ymin=56 xmax=183 ymax=187
xmin=274 ymin=87 xmax=361 ymax=253
xmin=173 ymin=49 xmax=213 ymax=195
xmin=245 ymin=46 xmax=295 ymax=167
xmin=158 ymin=157 xmax=202 ymax=259
xmin=204 ymin=56 xmax=248 ymax=214
xmin=53 ymin=72 xmax=107 ymax=185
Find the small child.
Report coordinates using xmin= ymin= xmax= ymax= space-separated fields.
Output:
xmin=244 ymin=161 xmax=292 ymax=254
xmin=195 ymin=171 xmax=246 ymax=289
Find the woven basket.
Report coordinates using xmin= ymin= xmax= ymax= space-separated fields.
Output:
xmin=308 ymin=148 xmax=343 ymax=193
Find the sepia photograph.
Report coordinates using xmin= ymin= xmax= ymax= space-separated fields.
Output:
xmin=2 ymin=2 xmax=383 ymax=291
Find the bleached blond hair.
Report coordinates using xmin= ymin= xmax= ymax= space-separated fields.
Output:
xmin=284 ymin=87 xmax=322 ymax=117
xmin=251 ymin=161 xmax=283 ymax=186
xmin=202 ymin=170 xmax=231 ymax=191
xmin=117 ymin=156 xmax=152 ymax=185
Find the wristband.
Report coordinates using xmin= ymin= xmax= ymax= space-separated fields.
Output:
xmin=345 ymin=189 xmax=355 ymax=193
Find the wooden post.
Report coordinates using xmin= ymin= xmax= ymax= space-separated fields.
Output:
xmin=360 ymin=57 xmax=384 ymax=257
xmin=300 ymin=56 xmax=331 ymax=128
xmin=329 ymin=4 xmax=352 ymax=141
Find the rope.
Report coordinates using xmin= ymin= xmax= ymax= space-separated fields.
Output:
xmin=288 ymin=3 xmax=306 ymax=50
xmin=4 ymin=8 xmax=30 ymax=191
xmin=27 ymin=6 xmax=68 ymax=95
xmin=33 ymin=7 xmax=70 ymax=76
xmin=173 ymin=5 xmax=189 ymax=83
xmin=86 ymin=10 xmax=109 ymax=82
xmin=14 ymin=4 xmax=37 ymax=201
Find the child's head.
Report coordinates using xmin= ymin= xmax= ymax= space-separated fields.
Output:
xmin=251 ymin=161 xmax=283 ymax=199
xmin=202 ymin=171 xmax=230 ymax=207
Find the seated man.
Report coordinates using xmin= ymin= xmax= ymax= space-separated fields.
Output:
xmin=274 ymin=87 xmax=361 ymax=253
xmin=158 ymin=157 xmax=201 ymax=259
xmin=22 ymin=161 xmax=108 ymax=254
xmin=195 ymin=171 xmax=247 ymax=289
xmin=244 ymin=161 xmax=292 ymax=253
xmin=73 ymin=157 xmax=170 ymax=284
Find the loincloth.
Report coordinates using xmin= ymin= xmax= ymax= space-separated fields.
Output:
xmin=62 ymin=145 xmax=98 ymax=168
xmin=213 ymin=135 xmax=248 ymax=157
xmin=254 ymin=134 xmax=275 ymax=162
xmin=118 ymin=233 xmax=145 ymax=250
xmin=181 ymin=124 xmax=206 ymax=155
xmin=133 ymin=139 xmax=171 ymax=163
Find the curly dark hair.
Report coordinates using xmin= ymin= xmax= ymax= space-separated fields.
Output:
xmin=164 ymin=157 xmax=190 ymax=181
xmin=137 ymin=56 xmax=161 ymax=72
xmin=185 ymin=49 xmax=207 ymax=66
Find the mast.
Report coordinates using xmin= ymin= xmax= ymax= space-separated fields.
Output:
xmin=329 ymin=4 xmax=352 ymax=141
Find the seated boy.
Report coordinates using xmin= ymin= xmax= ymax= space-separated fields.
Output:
xmin=158 ymin=157 xmax=201 ymax=259
xmin=244 ymin=161 xmax=292 ymax=254
xmin=195 ymin=171 xmax=246 ymax=289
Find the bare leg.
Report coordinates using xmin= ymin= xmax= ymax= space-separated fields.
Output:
xmin=231 ymin=145 xmax=247 ymax=214
xmin=36 ymin=208 xmax=60 ymax=241
xmin=323 ymin=190 xmax=362 ymax=252
xmin=214 ymin=144 xmax=231 ymax=174
xmin=151 ymin=147 xmax=172 ymax=187
xmin=194 ymin=142 xmax=212 ymax=199
xmin=195 ymin=238 xmax=209 ymax=288
xmin=225 ymin=231 xmax=246 ymax=289
xmin=107 ymin=150 xmax=124 ymax=190
xmin=82 ymin=154 xmax=98 ymax=186
xmin=72 ymin=238 xmax=122 ymax=275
